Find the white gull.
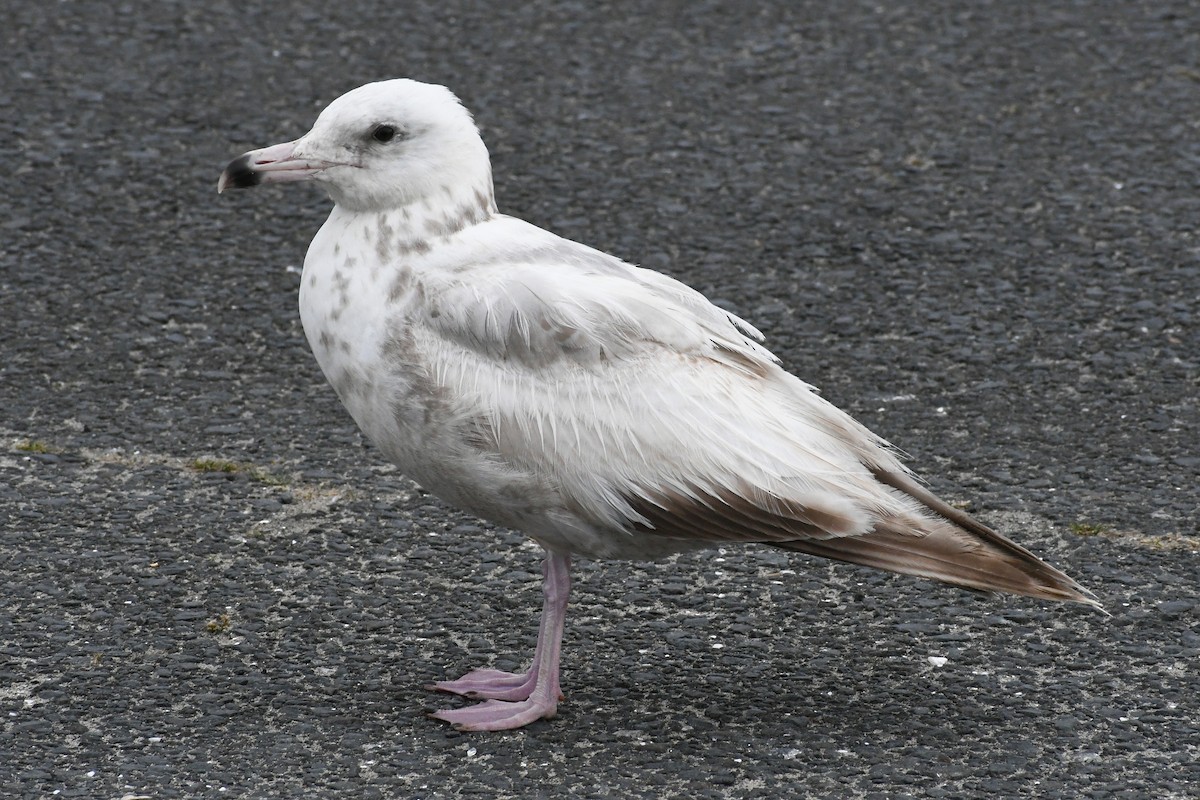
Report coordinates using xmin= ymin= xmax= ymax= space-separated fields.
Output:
xmin=219 ymin=78 xmax=1099 ymax=731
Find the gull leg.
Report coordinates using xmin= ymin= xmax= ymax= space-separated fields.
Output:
xmin=429 ymin=550 xmax=570 ymax=731
xmin=427 ymin=602 xmax=552 ymax=701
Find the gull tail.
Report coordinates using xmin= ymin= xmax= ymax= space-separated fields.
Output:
xmin=774 ymin=467 xmax=1104 ymax=610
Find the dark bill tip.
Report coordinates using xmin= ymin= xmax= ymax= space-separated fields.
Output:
xmin=219 ymin=154 xmax=263 ymax=192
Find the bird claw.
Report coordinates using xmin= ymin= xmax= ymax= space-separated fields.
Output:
xmin=427 ymin=667 xmax=536 ymax=701
xmin=428 ymin=697 xmax=558 ymax=732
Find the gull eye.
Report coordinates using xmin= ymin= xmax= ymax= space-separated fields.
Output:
xmin=372 ymin=124 xmax=397 ymax=143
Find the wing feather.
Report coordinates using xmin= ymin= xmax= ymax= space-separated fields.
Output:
xmin=404 ymin=218 xmax=1098 ymax=607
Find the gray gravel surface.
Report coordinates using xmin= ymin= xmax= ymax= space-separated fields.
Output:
xmin=3 ymin=1 xmax=1198 ymax=798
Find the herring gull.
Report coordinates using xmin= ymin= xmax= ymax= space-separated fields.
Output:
xmin=218 ymin=78 xmax=1100 ymax=731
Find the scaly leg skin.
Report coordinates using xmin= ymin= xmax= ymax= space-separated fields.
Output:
xmin=426 ymin=667 xmax=539 ymax=702
xmin=427 ymin=621 xmax=550 ymax=701
xmin=428 ymin=550 xmax=570 ymax=731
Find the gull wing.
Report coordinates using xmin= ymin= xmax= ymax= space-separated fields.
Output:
xmin=407 ymin=219 xmax=1098 ymax=607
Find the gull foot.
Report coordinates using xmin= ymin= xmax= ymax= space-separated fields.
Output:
xmin=426 ymin=668 xmax=537 ymax=702
xmin=428 ymin=697 xmax=558 ymax=732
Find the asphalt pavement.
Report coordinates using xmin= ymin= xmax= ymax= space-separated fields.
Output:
xmin=2 ymin=1 xmax=1198 ymax=798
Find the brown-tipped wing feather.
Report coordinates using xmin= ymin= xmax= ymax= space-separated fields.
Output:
xmin=629 ymin=468 xmax=1101 ymax=609
xmin=629 ymin=481 xmax=855 ymax=544
xmin=864 ymin=466 xmax=1098 ymax=604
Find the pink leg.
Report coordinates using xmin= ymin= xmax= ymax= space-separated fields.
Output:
xmin=428 ymin=550 xmax=571 ymax=731
xmin=426 ymin=620 xmax=552 ymax=701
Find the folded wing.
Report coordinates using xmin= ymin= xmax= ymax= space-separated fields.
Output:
xmin=410 ymin=220 xmax=1099 ymax=608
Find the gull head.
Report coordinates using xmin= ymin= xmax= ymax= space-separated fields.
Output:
xmin=218 ymin=79 xmax=492 ymax=213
